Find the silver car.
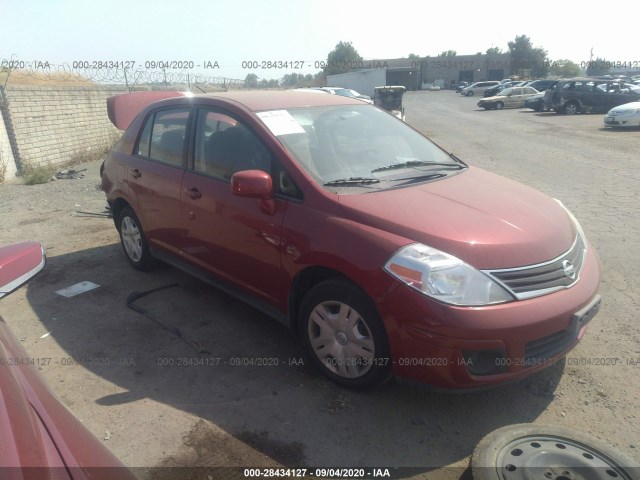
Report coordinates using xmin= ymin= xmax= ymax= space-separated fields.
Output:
xmin=461 ymin=81 xmax=500 ymax=96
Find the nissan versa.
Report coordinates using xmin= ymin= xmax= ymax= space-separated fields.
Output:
xmin=101 ymin=91 xmax=601 ymax=390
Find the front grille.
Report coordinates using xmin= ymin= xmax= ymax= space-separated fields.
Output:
xmin=484 ymin=234 xmax=586 ymax=300
xmin=524 ymin=329 xmax=576 ymax=365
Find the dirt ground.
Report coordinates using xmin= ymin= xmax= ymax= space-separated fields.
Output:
xmin=0 ymin=91 xmax=638 ymax=479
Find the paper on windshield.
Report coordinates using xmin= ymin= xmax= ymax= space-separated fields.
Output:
xmin=256 ymin=110 xmax=305 ymax=136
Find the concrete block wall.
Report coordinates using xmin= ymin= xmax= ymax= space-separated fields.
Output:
xmin=0 ymin=85 xmax=128 ymax=179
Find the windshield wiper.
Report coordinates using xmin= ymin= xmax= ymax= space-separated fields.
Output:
xmin=324 ymin=177 xmax=381 ymax=186
xmin=372 ymin=161 xmax=464 ymax=173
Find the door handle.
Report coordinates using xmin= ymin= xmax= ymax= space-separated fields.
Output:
xmin=130 ymin=168 xmax=142 ymax=179
xmin=185 ymin=187 xmax=202 ymax=200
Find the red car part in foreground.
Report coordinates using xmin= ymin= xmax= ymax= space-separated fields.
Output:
xmin=0 ymin=242 xmax=135 ymax=480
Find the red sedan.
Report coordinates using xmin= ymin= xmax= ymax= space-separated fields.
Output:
xmin=101 ymin=91 xmax=601 ymax=390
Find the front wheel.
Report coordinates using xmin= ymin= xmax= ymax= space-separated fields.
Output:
xmin=495 ymin=102 xmax=504 ymax=110
xmin=299 ymin=279 xmax=392 ymax=390
xmin=118 ymin=206 xmax=154 ymax=271
xmin=466 ymin=90 xmax=474 ymax=96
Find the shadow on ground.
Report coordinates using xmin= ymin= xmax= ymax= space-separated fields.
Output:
xmin=26 ymin=244 xmax=563 ymax=476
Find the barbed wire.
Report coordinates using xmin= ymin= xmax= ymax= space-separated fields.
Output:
xmin=0 ymin=61 xmax=245 ymax=90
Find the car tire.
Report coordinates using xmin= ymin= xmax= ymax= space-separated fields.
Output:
xmin=466 ymin=90 xmax=474 ymax=96
xmin=118 ymin=206 xmax=154 ymax=271
xmin=495 ymin=102 xmax=504 ymax=110
xmin=562 ymin=102 xmax=579 ymax=115
xmin=299 ymin=279 xmax=392 ymax=390
xmin=471 ymin=424 xmax=640 ymax=480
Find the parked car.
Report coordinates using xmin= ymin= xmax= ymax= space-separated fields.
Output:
xmin=461 ymin=81 xmax=500 ymax=96
xmin=524 ymin=92 xmax=549 ymax=112
xmin=482 ymin=82 xmax=526 ymax=98
xmin=545 ymin=77 xmax=640 ymax=114
xmin=482 ymin=83 xmax=510 ymax=98
xmin=102 ymin=90 xmax=601 ymax=390
xmin=0 ymin=242 xmax=136 ymax=478
xmin=311 ymin=86 xmax=373 ymax=103
xmin=604 ymin=101 xmax=640 ymax=128
xmin=526 ymin=79 xmax=559 ymax=92
xmin=455 ymin=81 xmax=470 ymax=93
xmin=478 ymin=86 xmax=540 ymax=110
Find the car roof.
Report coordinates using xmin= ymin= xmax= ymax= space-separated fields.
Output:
xmin=169 ymin=91 xmax=362 ymax=111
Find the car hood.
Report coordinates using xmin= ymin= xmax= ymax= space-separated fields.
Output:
xmin=337 ymin=166 xmax=576 ymax=269
xmin=608 ymin=101 xmax=640 ymax=113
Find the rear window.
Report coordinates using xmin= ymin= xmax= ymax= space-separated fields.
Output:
xmin=136 ymin=108 xmax=190 ymax=166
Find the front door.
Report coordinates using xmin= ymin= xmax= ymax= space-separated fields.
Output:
xmin=180 ymin=108 xmax=289 ymax=309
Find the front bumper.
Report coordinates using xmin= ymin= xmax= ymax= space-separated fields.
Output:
xmin=604 ymin=113 xmax=640 ymax=127
xmin=376 ymin=242 xmax=601 ymax=389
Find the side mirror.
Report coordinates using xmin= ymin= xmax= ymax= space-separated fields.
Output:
xmin=231 ymin=170 xmax=276 ymax=215
xmin=0 ymin=242 xmax=46 ymax=299
xmin=231 ymin=170 xmax=273 ymax=198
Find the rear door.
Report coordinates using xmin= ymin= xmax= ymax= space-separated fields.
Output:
xmin=581 ymin=81 xmax=607 ymax=110
xmin=503 ymin=88 xmax=520 ymax=107
xmin=126 ymin=107 xmax=190 ymax=255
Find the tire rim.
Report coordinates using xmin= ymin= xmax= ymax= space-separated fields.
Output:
xmin=565 ymin=104 xmax=578 ymax=114
xmin=308 ymin=301 xmax=375 ymax=378
xmin=121 ymin=216 xmax=142 ymax=262
xmin=494 ymin=434 xmax=634 ymax=479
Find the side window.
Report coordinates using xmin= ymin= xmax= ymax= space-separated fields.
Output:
xmin=193 ymin=109 xmax=271 ymax=180
xmin=147 ymin=108 xmax=190 ymax=166
xmin=136 ymin=114 xmax=153 ymax=157
xmin=193 ymin=109 xmax=302 ymax=199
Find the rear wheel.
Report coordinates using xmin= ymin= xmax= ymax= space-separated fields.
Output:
xmin=299 ymin=279 xmax=392 ymax=390
xmin=118 ymin=206 xmax=154 ymax=271
xmin=562 ymin=102 xmax=579 ymax=115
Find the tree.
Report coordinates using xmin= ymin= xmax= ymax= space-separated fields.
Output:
xmin=244 ymin=73 xmax=258 ymax=89
xmin=549 ymin=59 xmax=581 ymax=78
xmin=486 ymin=47 xmax=502 ymax=55
xmin=586 ymin=57 xmax=610 ymax=76
xmin=507 ymin=35 xmax=549 ymax=78
xmin=323 ymin=41 xmax=363 ymax=76
xmin=438 ymin=50 xmax=457 ymax=57
xmin=407 ymin=53 xmax=421 ymax=59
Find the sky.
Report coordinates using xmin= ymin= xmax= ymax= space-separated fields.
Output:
xmin=2 ymin=0 xmax=638 ymax=82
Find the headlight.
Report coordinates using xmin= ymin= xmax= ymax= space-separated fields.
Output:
xmin=384 ymin=244 xmax=514 ymax=306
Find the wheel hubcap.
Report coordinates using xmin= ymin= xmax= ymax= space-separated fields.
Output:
xmin=308 ymin=301 xmax=375 ymax=379
xmin=121 ymin=216 xmax=142 ymax=262
xmin=495 ymin=435 xmax=633 ymax=479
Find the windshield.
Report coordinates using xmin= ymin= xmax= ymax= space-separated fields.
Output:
xmin=256 ymin=105 xmax=462 ymax=190
xmin=499 ymin=87 xmax=513 ymax=96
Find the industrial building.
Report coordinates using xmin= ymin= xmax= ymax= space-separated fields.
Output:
xmin=327 ymin=53 xmax=514 ymax=92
